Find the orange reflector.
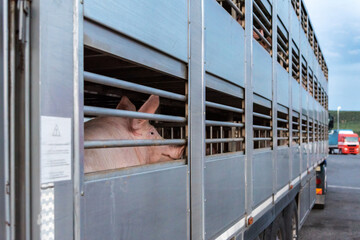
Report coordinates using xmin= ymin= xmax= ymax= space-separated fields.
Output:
xmin=248 ymin=217 xmax=254 ymax=226
xmin=316 ymin=188 xmax=323 ymax=195
xmin=289 ymin=185 xmax=294 ymax=190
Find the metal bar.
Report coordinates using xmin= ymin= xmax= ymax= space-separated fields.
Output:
xmin=84 ymin=139 xmax=186 ymax=149
xmin=277 ymin=43 xmax=287 ymax=58
xmin=277 ymin=137 xmax=289 ymax=140
xmin=220 ymin=126 xmax=223 ymax=153
xmin=205 ymin=138 xmax=244 ymax=144
xmin=277 ymin=36 xmax=288 ymax=50
xmin=205 ymin=101 xmax=244 ymax=114
xmin=253 ymin=125 xmax=271 ymax=130
xmin=253 ymin=27 xmax=271 ymax=48
xmin=253 ymin=1 xmax=271 ymax=27
xmin=224 ymin=0 xmax=244 ymax=18
xmin=277 ymin=53 xmax=288 ymax=66
xmin=205 ymin=120 xmax=244 ymax=128
xmin=253 ymin=13 xmax=271 ymax=37
xmin=254 ymin=137 xmax=272 ymax=141
xmin=84 ymin=71 xmax=186 ymax=102
xmin=84 ymin=106 xmax=186 ymax=122
xmin=277 ymin=118 xmax=288 ymax=123
xmin=253 ymin=112 xmax=271 ymax=120
xmin=277 ymin=127 xmax=288 ymax=131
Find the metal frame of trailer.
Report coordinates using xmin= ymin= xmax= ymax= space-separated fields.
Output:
xmin=0 ymin=0 xmax=329 ymax=239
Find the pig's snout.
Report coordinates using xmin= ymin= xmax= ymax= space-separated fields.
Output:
xmin=162 ymin=145 xmax=185 ymax=160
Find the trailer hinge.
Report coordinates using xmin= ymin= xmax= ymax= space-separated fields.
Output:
xmin=6 ymin=181 xmax=10 ymax=195
xmin=17 ymin=0 xmax=31 ymax=42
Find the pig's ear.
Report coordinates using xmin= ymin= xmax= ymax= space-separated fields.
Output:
xmin=131 ymin=95 xmax=159 ymax=130
xmin=116 ymin=96 xmax=136 ymax=111
xmin=138 ymin=95 xmax=159 ymax=114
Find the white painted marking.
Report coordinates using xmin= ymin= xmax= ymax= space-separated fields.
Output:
xmin=328 ymin=185 xmax=360 ymax=191
xmin=215 ymin=217 xmax=246 ymax=240
xmin=252 ymin=197 xmax=273 ymax=218
xmin=274 ymin=184 xmax=289 ymax=201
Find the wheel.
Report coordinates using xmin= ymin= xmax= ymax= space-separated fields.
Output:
xmin=269 ymin=215 xmax=287 ymax=240
xmin=284 ymin=201 xmax=299 ymax=240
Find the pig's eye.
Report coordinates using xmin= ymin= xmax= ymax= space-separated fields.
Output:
xmin=150 ymin=132 xmax=154 ymax=135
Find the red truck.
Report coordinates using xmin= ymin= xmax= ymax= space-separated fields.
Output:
xmin=329 ymin=129 xmax=359 ymax=154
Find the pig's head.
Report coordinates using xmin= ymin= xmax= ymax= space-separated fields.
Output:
xmin=117 ymin=95 xmax=185 ymax=163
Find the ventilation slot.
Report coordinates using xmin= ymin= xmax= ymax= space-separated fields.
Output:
xmin=277 ymin=107 xmax=289 ymax=146
xmin=292 ymin=42 xmax=300 ymax=82
xmin=83 ymin=47 xmax=187 ymax=173
xmin=206 ymin=87 xmax=245 ymax=156
xmin=253 ymin=102 xmax=272 ymax=149
xmin=301 ymin=115 xmax=308 ymax=143
xmin=309 ymin=119 xmax=314 ymax=143
xmin=301 ymin=56 xmax=307 ymax=88
xmin=300 ymin=2 xmax=308 ymax=35
xmin=314 ymin=77 xmax=319 ymax=102
xmin=308 ymin=68 xmax=314 ymax=97
xmin=291 ymin=0 xmax=300 ymax=17
xmin=217 ymin=0 xmax=245 ymax=29
xmin=253 ymin=0 xmax=273 ymax=54
xmin=292 ymin=111 xmax=300 ymax=145
xmin=277 ymin=18 xmax=289 ymax=71
xmin=314 ymin=36 xmax=319 ymax=58
xmin=308 ymin=23 xmax=314 ymax=49
xmin=314 ymin=121 xmax=319 ymax=142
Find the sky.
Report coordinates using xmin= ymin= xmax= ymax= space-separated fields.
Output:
xmin=303 ymin=0 xmax=360 ymax=111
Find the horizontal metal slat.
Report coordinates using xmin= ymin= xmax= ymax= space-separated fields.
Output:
xmin=84 ymin=139 xmax=186 ymax=149
xmin=84 ymin=106 xmax=186 ymax=122
xmin=254 ymin=137 xmax=272 ymax=141
xmin=253 ymin=27 xmax=272 ymax=49
xmin=253 ymin=125 xmax=272 ymax=130
xmin=205 ymin=138 xmax=244 ymax=144
xmin=224 ymin=0 xmax=244 ymax=18
xmin=205 ymin=120 xmax=244 ymax=128
xmin=84 ymin=71 xmax=186 ymax=102
xmin=253 ymin=112 xmax=272 ymax=120
xmin=277 ymin=127 xmax=288 ymax=131
xmin=205 ymin=101 xmax=244 ymax=114
xmin=277 ymin=118 xmax=288 ymax=123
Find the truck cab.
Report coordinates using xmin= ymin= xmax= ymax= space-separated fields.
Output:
xmin=338 ymin=133 xmax=359 ymax=154
xmin=329 ymin=129 xmax=359 ymax=154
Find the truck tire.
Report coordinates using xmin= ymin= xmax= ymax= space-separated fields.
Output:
xmin=267 ymin=215 xmax=286 ymax=240
xmin=284 ymin=201 xmax=298 ymax=240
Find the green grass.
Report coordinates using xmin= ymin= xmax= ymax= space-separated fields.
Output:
xmin=329 ymin=110 xmax=360 ymax=136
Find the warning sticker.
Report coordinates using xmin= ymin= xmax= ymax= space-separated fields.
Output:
xmin=41 ymin=116 xmax=72 ymax=184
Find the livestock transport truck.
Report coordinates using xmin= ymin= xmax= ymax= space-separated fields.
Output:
xmin=0 ymin=0 xmax=330 ymax=239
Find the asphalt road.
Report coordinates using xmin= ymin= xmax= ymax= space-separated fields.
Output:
xmin=299 ymin=154 xmax=360 ymax=240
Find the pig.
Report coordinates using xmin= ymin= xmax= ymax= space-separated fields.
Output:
xmin=84 ymin=95 xmax=185 ymax=173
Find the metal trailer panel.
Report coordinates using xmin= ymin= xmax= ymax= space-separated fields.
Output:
xmin=0 ymin=0 xmax=9 ymax=238
xmin=205 ymin=0 xmax=245 ymax=88
xmin=290 ymin=9 xmax=300 ymax=47
xmin=29 ymin=0 xmax=76 ymax=239
xmin=205 ymin=154 xmax=246 ymax=240
xmin=277 ymin=0 xmax=289 ymax=28
xmin=300 ymin=30 xmax=308 ymax=60
xmin=252 ymin=151 xmax=273 ymax=207
xmin=276 ymin=147 xmax=290 ymax=190
xmin=299 ymin=180 xmax=310 ymax=225
xmin=83 ymin=20 xmax=187 ymax=80
xmin=291 ymin=79 xmax=300 ymax=112
xmin=291 ymin=146 xmax=300 ymax=179
xmin=301 ymin=88 xmax=307 ymax=115
xmin=277 ymin=64 xmax=289 ymax=107
xmin=253 ymin=42 xmax=272 ymax=100
xmin=301 ymin=144 xmax=308 ymax=173
xmin=83 ymin=0 xmax=188 ymax=62
xmin=310 ymin=171 xmax=316 ymax=208
xmin=83 ymin=166 xmax=188 ymax=240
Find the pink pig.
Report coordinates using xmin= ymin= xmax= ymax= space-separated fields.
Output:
xmin=84 ymin=95 xmax=185 ymax=173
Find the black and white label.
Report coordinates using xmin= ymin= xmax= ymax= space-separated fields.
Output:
xmin=41 ymin=116 xmax=72 ymax=184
